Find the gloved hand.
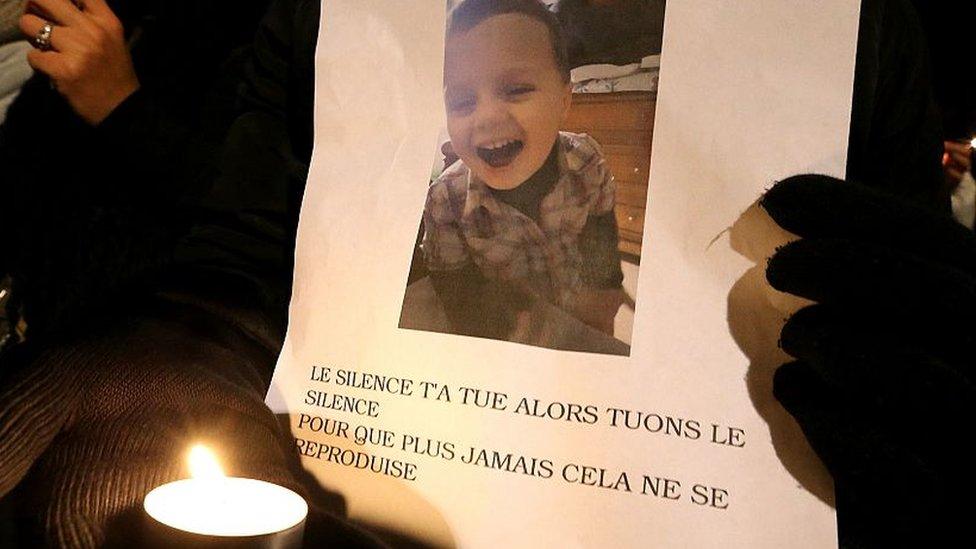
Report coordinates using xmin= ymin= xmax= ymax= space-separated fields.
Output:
xmin=0 ymin=295 xmax=381 ymax=548
xmin=762 ymin=174 xmax=975 ymax=548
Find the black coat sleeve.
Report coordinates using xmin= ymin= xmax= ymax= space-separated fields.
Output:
xmin=167 ymin=0 xmax=320 ymax=326
xmin=0 ymin=1 xmax=275 ymax=339
xmin=847 ymin=0 xmax=947 ymax=211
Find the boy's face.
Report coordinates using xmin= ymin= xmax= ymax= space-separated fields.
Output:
xmin=444 ymin=14 xmax=571 ymax=190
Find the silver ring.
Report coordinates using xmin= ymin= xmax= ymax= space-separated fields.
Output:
xmin=33 ymin=23 xmax=53 ymax=52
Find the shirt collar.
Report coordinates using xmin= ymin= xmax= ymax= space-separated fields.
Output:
xmin=460 ymin=134 xmax=570 ymax=223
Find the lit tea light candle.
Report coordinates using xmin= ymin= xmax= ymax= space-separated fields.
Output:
xmin=143 ymin=445 xmax=308 ymax=547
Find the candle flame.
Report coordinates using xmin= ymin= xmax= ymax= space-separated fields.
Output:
xmin=970 ymin=137 xmax=976 ymax=149
xmin=188 ymin=445 xmax=225 ymax=479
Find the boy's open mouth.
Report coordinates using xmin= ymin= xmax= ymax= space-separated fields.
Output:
xmin=476 ymin=140 xmax=524 ymax=168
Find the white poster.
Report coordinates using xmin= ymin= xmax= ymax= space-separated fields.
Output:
xmin=268 ymin=0 xmax=860 ymax=546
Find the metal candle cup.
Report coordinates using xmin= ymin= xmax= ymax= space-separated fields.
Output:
xmin=142 ymin=446 xmax=308 ymax=548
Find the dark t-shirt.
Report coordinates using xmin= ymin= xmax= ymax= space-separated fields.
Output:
xmin=490 ymin=143 xmax=560 ymax=222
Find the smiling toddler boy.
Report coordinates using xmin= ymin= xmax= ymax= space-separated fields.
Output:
xmin=422 ymin=0 xmax=624 ymax=343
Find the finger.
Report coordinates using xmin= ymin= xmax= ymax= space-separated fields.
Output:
xmin=760 ymin=174 xmax=976 ymax=272
xmin=773 ymin=361 xmax=976 ymax=512
xmin=947 ymin=167 xmax=964 ymax=182
xmin=773 ymin=362 xmax=968 ymax=547
xmin=767 ymin=237 xmax=976 ymax=321
xmin=25 ymin=48 xmax=69 ymax=79
xmin=944 ymin=141 xmax=971 ymax=155
xmin=781 ymin=303 xmax=976 ymax=373
xmin=68 ymin=0 xmax=122 ymax=38
xmin=780 ymin=305 xmax=976 ymax=413
xmin=948 ymin=149 xmax=970 ymax=167
xmin=945 ymin=157 xmax=967 ymax=171
xmin=773 ymin=360 xmax=969 ymax=531
xmin=72 ymin=0 xmax=115 ymax=19
xmin=773 ymin=362 xmax=948 ymax=500
xmin=20 ymin=13 xmax=84 ymax=53
xmin=26 ymin=0 xmax=84 ymax=27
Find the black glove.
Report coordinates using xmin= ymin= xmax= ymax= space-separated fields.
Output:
xmin=0 ymin=295 xmax=381 ymax=548
xmin=762 ymin=174 xmax=976 ymax=548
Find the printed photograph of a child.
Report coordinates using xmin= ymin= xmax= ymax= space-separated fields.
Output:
xmin=399 ymin=0 xmax=665 ymax=356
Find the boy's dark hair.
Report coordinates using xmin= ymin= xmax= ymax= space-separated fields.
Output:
xmin=448 ymin=0 xmax=571 ymax=83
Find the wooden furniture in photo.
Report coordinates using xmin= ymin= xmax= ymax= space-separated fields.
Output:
xmin=563 ymin=91 xmax=656 ymax=258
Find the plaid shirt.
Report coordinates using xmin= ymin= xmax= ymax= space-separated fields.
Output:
xmin=422 ymin=132 xmax=616 ymax=308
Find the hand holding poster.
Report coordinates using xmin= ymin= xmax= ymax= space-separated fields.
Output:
xmin=268 ymin=0 xmax=860 ymax=546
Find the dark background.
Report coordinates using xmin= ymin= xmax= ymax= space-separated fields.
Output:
xmin=912 ymin=1 xmax=976 ymax=138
